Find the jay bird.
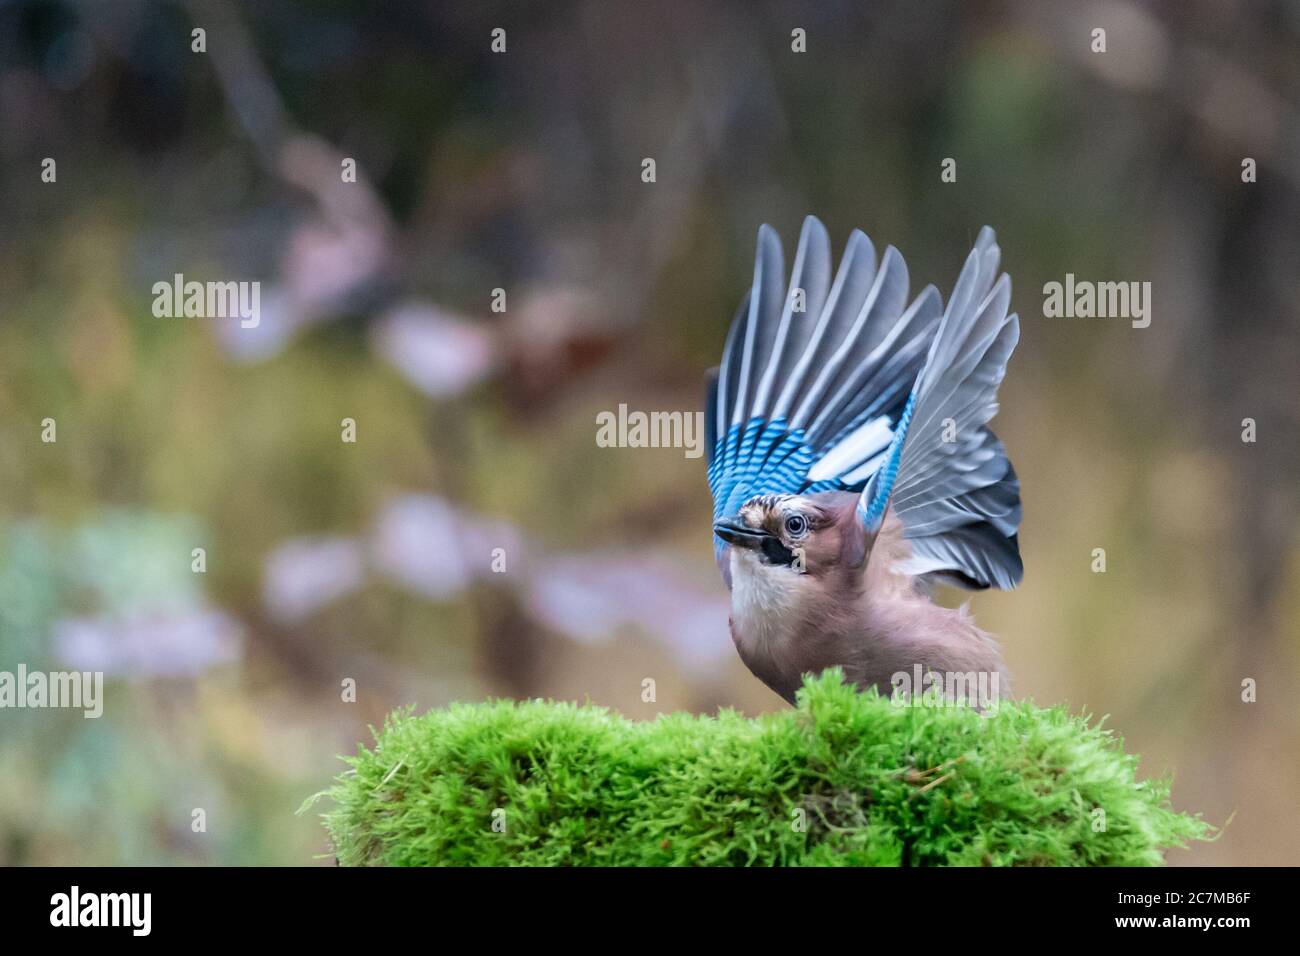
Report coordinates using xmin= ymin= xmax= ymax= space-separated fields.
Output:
xmin=706 ymin=217 xmax=1022 ymax=705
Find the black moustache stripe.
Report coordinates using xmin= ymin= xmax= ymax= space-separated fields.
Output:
xmin=760 ymin=536 xmax=796 ymax=566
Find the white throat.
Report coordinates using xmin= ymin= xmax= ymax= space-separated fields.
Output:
xmin=729 ymin=548 xmax=807 ymax=648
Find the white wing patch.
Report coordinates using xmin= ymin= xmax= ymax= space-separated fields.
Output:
xmin=805 ymin=414 xmax=893 ymax=483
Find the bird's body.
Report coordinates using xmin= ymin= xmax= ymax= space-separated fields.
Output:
xmin=706 ymin=218 xmax=1022 ymax=707
xmin=725 ymin=496 xmax=1007 ymax=704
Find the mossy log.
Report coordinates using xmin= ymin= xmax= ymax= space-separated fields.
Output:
xmin=308 ymin=670 xmax=1209 ymax=866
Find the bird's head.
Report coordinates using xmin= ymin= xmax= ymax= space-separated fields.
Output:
xmin=712 ymin=492 xmax=868 ymax=577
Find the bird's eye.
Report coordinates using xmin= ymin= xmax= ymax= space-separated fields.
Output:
xmin=784 ymin=514 xmax=808 ymax=537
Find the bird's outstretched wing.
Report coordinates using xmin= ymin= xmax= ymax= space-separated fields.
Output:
xmin=858 ymin=227 xmax=1023 ymax=590
xmin=706 ymin=217 xmax=941 ymax=555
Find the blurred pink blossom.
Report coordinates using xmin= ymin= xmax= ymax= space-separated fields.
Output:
xmin=528 ymin=554 xmax=731 ymax=676
xmin=263 ymin=536 xmax=366 ymax=623
xmin=371 ymin=303 xmax=497 ymax=398
xmin=54 ymin=609 xmax=243 ymax=678
xmin=369 ymin=494 xmax=523 ymax=600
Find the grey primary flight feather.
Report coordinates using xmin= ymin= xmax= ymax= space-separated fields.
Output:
xmin=860 ymin=226 xmax=1023 ymax=590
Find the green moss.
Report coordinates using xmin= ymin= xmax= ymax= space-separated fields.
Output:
xmin=307 ymin=670 xmax=1211 ymax=866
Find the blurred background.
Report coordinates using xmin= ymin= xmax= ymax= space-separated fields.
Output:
xmin=1 ymin=0 xmax=1297 ymax=865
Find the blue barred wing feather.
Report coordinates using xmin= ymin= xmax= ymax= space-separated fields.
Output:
xmin=706 ymin=217 xmax=941 ymax=552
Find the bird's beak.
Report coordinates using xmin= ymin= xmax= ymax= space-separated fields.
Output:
xmin=713 ymin=515 xmax=771 ymax=551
